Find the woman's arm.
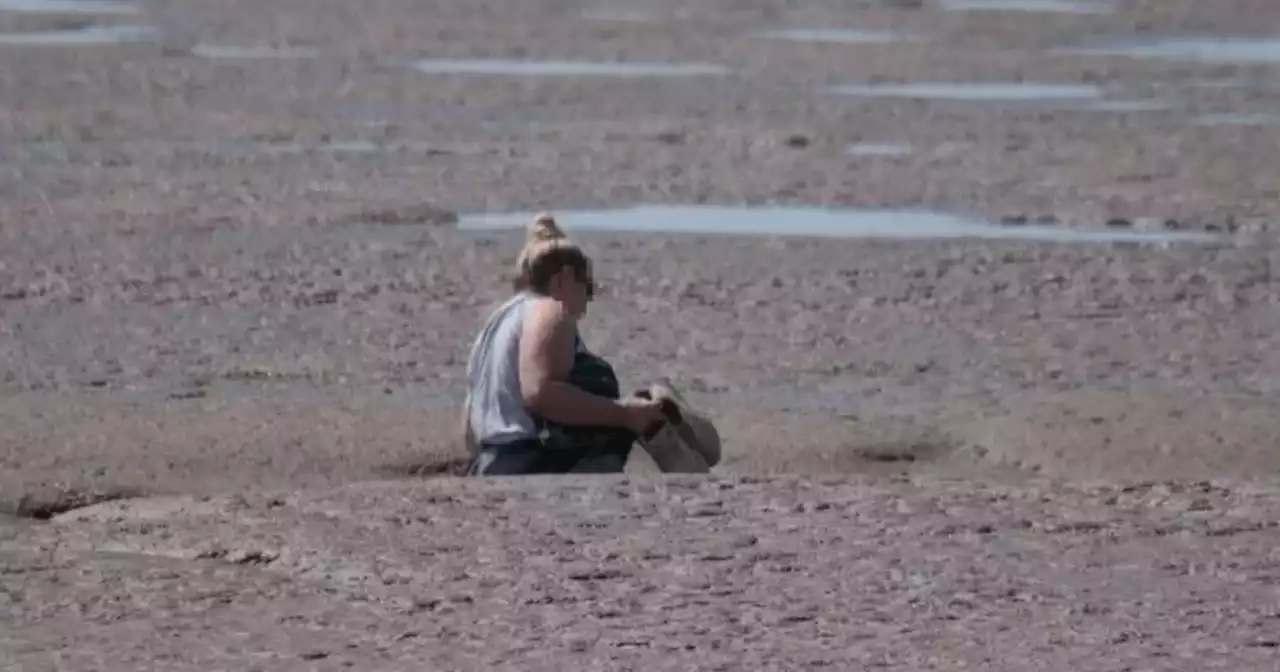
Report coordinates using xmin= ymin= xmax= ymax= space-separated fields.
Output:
xmin=461 ymin=392 xmax=478 ymax=456
xmin=518 ymin=298 xmax=633 ymax=428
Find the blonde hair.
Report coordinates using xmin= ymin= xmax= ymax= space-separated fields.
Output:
xmin=513 ymin=213 xmax=591 ymax=293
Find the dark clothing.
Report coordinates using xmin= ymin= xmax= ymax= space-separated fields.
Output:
xmin=466 ymin=334 xmax=637 ymax=477
xmin=466 ymin=438 xmax=630 ymax=476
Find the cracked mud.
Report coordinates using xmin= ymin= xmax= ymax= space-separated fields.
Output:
xmin=3 ymin=0 xmax=1280 ymax=669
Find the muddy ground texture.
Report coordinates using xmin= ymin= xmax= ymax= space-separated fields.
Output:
xmin=3 ymin=0 xmax=1280 ymax=669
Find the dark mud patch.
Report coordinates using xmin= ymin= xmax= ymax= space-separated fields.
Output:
xmin=222 ymin=367 xmax=310 ymax=382
xmin=195 ymin=547 xmax=281 ymax=565
xmin=340 ymin=204 xmax=458 ymax=227
xmin=848 ymin=439 xmax=952 ymax=464
xmin=4 ymin=486 xmax=145 ymax=520
xmin=806 ymin=418 xmax=969 ymax=476
xmin=377 ymin=456 xmax=472 ymax=478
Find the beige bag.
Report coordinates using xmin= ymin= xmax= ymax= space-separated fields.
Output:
xmin=636 ymin=381 xmax=722 ymax=473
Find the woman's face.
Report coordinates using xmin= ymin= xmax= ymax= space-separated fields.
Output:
xmin=553 ymin=263 xmax=594 ymax=317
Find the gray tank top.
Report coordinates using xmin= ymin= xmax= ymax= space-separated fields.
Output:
xmin=464 ymin=291 xmax=540 ymax=445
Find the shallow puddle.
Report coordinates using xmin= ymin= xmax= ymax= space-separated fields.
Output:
xmin=191 ymin=44 xmax=320 ymax=59
xmin=411 ymin=58 xmax=730 ymax=77
xmin=845 ymin=142 xmax=913 ymax=157
xmin=457 ymin=205 xmax=1220 ymax=245
xmin=1057 ymin=99 xmax=1177 ymax=112
xmin=0 ymin=23 xmax=156 ymax=45
xmin=250 ymin=141 xmax=380 ymax=154
xmin=1192 ymin=112 xmax=1280 ymax=126
xmin=755 ymin=28 xmax=911 ymax=44
xmin=939 ymin=0 xmax=1113 ymax=14
xmin=206 ymin=140 xmax=445 ymax=156
xmin=0 ymin=0 xmax=137 ymax=14
xmin=829 ymin=82 xmax=1101 ymax=101
xmin=1062 ymin=37 xmax=1280 ymax=65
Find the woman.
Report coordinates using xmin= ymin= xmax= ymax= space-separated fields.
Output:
xmin=462 ymin=213 xmax=668 ymax=476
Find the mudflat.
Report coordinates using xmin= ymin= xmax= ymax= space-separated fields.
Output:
xmin=2 ymin=0 xmax=1279 ymax=669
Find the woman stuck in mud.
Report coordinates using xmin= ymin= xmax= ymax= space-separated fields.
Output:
xmin=461 ymin=214 xmax=669 ymax=476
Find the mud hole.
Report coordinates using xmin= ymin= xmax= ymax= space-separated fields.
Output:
xmin=376 ymin=456 xmax=473 ymax=478
xmin=3 ymin=486 xmax=145 ymax=521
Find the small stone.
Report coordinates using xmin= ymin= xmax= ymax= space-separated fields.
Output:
xmin=1105 ymin=218 xmax=1132 ymax=228
xmin=195 ymin=547 xmax=228 ymax=560
xmin=227 ymin=549 xmax=278 ymax=565
xmin=1187 ymin=498 xmax=1214 ymax=511
xmin=1001 ymin=214 xmax=1028 ymax=226
xmin=783 ymin=134 xmax=811 ymax=148
xmin=412 ymin=597 xmax=441 ymax=612
xmin=168 ymin=388 xmax=207 ymax=400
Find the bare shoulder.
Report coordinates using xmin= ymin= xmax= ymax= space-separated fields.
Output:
xmin=524 ymin=296 xmax=573 ymax=328
xmin=519 ymin=297 xmax=577 ymax=380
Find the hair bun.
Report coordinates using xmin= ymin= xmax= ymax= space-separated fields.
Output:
xmin=511 ymin=212 xmax=588 ymax=292
xmin=527 ymin=213 xmax=566 ymax=243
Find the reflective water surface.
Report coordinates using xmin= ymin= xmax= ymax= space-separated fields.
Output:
xmin=829 ymin=82 xmax=1102 ymax=101
xmin=845 ymin=143 xmax=913 ymax=157
xmin=0 ymin=0 xmax=137 ymax=14
xmin=458 ymin=205 xmax=1221 ymax=245
xmin=0 ymin=23 xmax=156 ymax=45
xmin=756 ymin=28 xmax=912 ymax=44
xmin=191 ymin=44 xmax=321 ymax=59
xmin=1063 ymin=37 xmax=1280 ymax=64
xmin=939 ymin=0 xmax=1113 ymax=14
xmin=411 ymin=58 xmax=730 ymax=76
xmin=1192 ymin=112 xmax=1280 ymax=126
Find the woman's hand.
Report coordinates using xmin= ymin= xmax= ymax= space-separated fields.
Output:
xmin=619 ymin=396 xmax=668 ymax=436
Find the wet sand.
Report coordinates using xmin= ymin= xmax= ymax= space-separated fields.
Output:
xmin=3 ymin=0 xmax=1280 ymax=668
